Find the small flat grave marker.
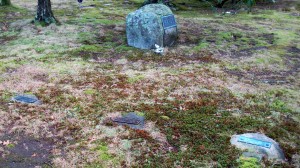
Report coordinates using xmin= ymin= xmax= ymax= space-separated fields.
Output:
xmin=11 ymin=94 xmax=41 ymax=105
xmin=112 ymin=112 xmax=144 ymax=130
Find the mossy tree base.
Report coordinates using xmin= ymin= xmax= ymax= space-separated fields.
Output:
xmin=0 ymin=0 xmax=11 ymax=6
xmin=35 ymin=0 xmax=57 ymax=25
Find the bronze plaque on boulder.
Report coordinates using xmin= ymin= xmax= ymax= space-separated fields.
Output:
xmin=161 ymin=14 xmax=177 ymax=46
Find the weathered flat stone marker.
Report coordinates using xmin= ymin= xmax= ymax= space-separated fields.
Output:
xmin=11 ymin=94 xmax=41 ymax=105
xmin=112 ymin=112 xmax=144 ymax=130
xmin=126 ymin=4 xmax=177 ymax=49
xmin=231 ymin=133 xmax=286 ymax=162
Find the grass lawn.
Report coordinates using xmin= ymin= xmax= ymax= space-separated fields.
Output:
xmin=0 ymin=0 xmax=299 ymax=167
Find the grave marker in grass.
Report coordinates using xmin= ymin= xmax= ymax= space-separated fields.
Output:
xmin=11 ymin=94 xmax=41 ymax=105
xmin=112 ymin=112 xmax=145 ymax=130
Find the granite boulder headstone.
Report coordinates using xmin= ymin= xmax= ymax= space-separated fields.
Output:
xmin=126 ymin=4 xmax=177 ymax=49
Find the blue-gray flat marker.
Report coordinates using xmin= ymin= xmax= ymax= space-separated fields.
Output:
xmin=13 ymin=95 xmax=38 ymax=103
xmin=238 ymin=136 xmax=272 ymax=148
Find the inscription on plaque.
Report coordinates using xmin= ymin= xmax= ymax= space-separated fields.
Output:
xmin=238 ymin=136 xmax=272 ymax=148
xmin=162 ymin=15 xmax=176 ymax=30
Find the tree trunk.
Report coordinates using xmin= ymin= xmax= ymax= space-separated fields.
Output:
xmin=0 ymin=0 xmax=11 ymax=6
xmin=35 ymin=0 xmax=57 ymax=25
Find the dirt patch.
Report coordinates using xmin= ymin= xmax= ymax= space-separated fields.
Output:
xmin=254 ymin=0 xmax=299 ymax=11
xmin=285 ymin=46 xmax=300 ymax=73
xmin=226 ymin=46 xmax=299 ymax=84
xmin=0 ymin=65 xmax=48 ymax=93
xmin=0 ymin=36 xmax=17 ymax=46
xmin=0 ymin=133 xmax=53 ymax=168
xmin=288 ymin=46 xmax=300 ymax=54
xmin=229 ymin=33 xmax=274 ymax=58
xmin=232 ymin=46 xmax=268 ymax=58
xmin=177 ymin=20 xmax=205 ymax=45
xmin=225 ymin=69 xmax=296 ymax=85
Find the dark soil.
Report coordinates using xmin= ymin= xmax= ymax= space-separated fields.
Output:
xmin=177 ymin=20 xmax=205 ymax=45
xmin=255 ymin=0 xmax=299 ymax=11
xmin=225 ymin=45 xmax=299 ymax=85
xmin=0 ymin=36 xmax=16 ymax=46
xmin=232 ymin=46 xmax=268 ymax=58
xmin=0 ymin=133 xmax=54 ymax=168
xmin=284 ymin=47 xmax=300 ymax=80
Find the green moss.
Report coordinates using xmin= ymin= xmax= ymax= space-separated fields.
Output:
xmin=9 ymin=37 xmax=40 ymax=47
xmin=7 ymin=143 xmax=15 ymax=148
xmin=77 ymin=32 xmax=97 ymax=44
xmin=0 ymin=30 xmax=19 ymax=37
xmin=270 ymin=99 xmax=291 ymax=113
xmin=78 ymin=45 xmax=103 ymax=53
xmin=84 ymin=89 xmax=98 ymax=95
xmin=254 ymin=53 xmax=283 ymax=66
xmin=160 ymin=115 xmax=170 ymax=120
xmin=127 ymin=74 xmax=145 ymax=84
xmin=217 ymin=32 xmax=233 ymax=41
xmin=223 ymin=63 xmax=240 ymax=70
xmin=238 ymin=157 xmax=261 ymax=168
xmin=34 ymin=47 xmax=46 ymax=53
xmin=135 ymin=111 xmax=145 ymax=117
xmin=0 ymin=59 xmax=23 ymax=73
xmin=273 ymin=30 xmax=297 ymax=49
xmin=0 ymin=6 xmax=28 ymax=21
xmin=90 ymin=141 xmax=121 ymax=166
xmin=115 ymin=45 xmax=132 ymax=52
xmin=193 ymin=41 xmax=209 ymax=51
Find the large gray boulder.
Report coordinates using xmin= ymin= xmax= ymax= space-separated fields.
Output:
xmin=126 ymin=4 xmax=177 ymax=49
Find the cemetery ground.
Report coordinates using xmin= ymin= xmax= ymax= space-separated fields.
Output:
xmin=0 ymin=0 xmax=299 ymax=167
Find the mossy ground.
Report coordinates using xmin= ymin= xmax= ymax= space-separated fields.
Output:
xmin=0 ymin=0 xmax=299 ymax=167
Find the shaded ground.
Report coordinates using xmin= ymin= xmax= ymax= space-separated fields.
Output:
xmin=0 ymin=0 xmax=299 ymax=167
xmin=0 ymin=133 xmax=53 ymax=168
